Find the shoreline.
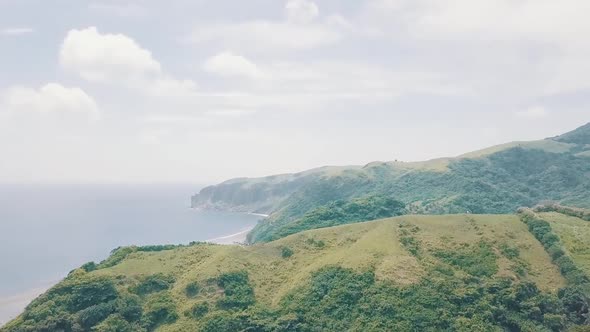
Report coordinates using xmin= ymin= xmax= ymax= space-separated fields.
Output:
xmin=247 ymin=212 xmax=269 ymax=217
xmin=206 ymin=226 xmax=254 ymax=245
xmin=0 ymin=224 xmax=255 ymax=327
xmin=0 ymin=213 xmax=262 ymax=326
xmin=0 ymin=283 xmax=55 ymax=327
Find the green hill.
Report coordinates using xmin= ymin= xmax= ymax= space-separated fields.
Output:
xmin=5 ymin=124 xmax=590 ymax=331
xmin=4 ymin=212 xmax=590 ymax=331
xmin=192 ymin=123 xmax=590 ymax=243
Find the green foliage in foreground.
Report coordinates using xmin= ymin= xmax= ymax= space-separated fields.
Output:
xmin=5 ymin=243 xmax=589 ymax=331
xmin=520 ymin=209 xmax=590 ymax=325
xmin=8 ymin=267 xmax=588 ymax=332
xmin=5 ymin=211 xmax=590 ymax=331
xmin=249 ymin=195 xmax=406 ymax=243
xmin=274 ymin=267 xmax=566 ymax=332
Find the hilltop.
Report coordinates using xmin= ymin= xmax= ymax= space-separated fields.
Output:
xmin=191 ymin=123 xmax=590 ymax=243
xmin=4 ymin=211 xmax=590 ymax=331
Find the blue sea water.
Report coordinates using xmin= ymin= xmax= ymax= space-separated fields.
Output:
xmin=0 ymin=184 xmax=261 ymax=325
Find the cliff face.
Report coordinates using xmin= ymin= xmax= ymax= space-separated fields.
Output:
xmin=191 ymin=181 xmax=293 ymax=214
xmin=191 ymin=169 xmax=337 ymax=213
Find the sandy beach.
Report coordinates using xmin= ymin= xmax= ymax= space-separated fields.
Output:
xmin=206 ymin=226 xmax=254 ymax=245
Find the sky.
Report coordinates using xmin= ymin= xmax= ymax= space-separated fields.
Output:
xmin=0 ymin=0 xmax=589 ymax=184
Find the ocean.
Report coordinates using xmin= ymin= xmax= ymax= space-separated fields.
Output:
xmin=0 ymin=184 xmax=262 ymax=325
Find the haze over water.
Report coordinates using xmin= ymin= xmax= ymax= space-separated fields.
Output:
xmin=0 ymin=184 xmax=261 ymax=325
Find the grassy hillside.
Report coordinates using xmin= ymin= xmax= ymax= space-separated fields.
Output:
xmin=535 ymin=206 xmax=590 ymax=277
xmin=247 ymin=195 xmax=406 ymax=243
xmin=192 ymin=123 xmax=590 ymax=243
xmin=7 ymin=213 xmax=590 ymax=331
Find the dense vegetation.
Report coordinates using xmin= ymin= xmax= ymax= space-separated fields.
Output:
xmin=195 ymin=123 xmax=590 ymax=242
xmin=534 ymin=204 xmax=590 ymax=222
xmin=248 ymin=195 xmax=406 ymax=243
xmin=519 ymin=209 xmax=590 ymax=326
xmin=5 ymin=212 xmax=590 ymax=331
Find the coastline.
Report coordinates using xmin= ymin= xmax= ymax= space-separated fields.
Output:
xmin=0 ymin=225 xmax=255 ymax=327
xmin=247 ymin=212 xmax=269 ymax=218
xmin=0 ymin=212 xmax=262 ymax=326
xmin=0 ymin=283 xmax=55 ymax=327
xmin=206 ymin=226 xmax=254 ymax=245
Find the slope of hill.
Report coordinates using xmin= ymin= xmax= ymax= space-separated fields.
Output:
xmin=191 ymin=124 xmax=590 ymax=217
xmin=5 ymin=212 xmax=590 ymax=331
xmin=192 ymin=123 xmax=590 ymax=243
xmin=552 ymin=123 xmax=590 ymax=145
xmin=192 ymin=123 xmax=590 ymax=218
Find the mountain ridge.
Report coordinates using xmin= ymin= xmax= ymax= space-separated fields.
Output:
xmin=192 ymin=123 xmax=590 ymax=225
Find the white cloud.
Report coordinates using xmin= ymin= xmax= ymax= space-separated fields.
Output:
xmin=245 ymin=60 xmax=463 ymax=104
xmin=1 ymin=83 xmax=99 ymax=121
xmin=515 ymin=106 xmax=549 ymax=119
xmin=0 ymin=27 xmax=34 ymax=36
xmin=60 ymin=27 xmax=197 ymax=97
xmin=189 ymin=0 xmax=342 ymax=52
xmin=60 ymin=27 xmax=161 ymax=82
xmin=203 ymin=52 xmax=262 ymax=79
xmin=356 ymin=0 xmax=590 ymax=96
xmin=285 ymin=0 xmax=319 ymax=23
xmin=362 ymin=0 xmax=590 ymax=44
xmin=190 ymin=21 xmax=341 ymax=52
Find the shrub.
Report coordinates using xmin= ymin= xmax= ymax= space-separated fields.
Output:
xmin=434 ymin=241 xmax=498 ymax=277
xmin=97 ymin=247 xmax=137 ymax=269
xmin=188 ymin=302 xmax=209 ymax=319
xmin=65 ymin=277 xmax=119 ymax=311
xmin=305 ymin=238 xmax=326 ymax=248
xmin=132 ymin=274 xmax=175 ymax=296
xmin=116 ymin=294 xmax=143 ymax=322
xmin=547 ymin=244 xmax=565 ymax=260
xmin=81 ymin=261 xmax=97 ymax=272
xmin=185 ymin=282 xmax=200 ymax=298
xmin=499 ymin=243 xmax=520 ymax=259
xmin=76 ymin=301 xmax=115 ymax=329
xmin=216 ymin=271 xmax=255 ymax=310
xmin=541 ymin=232 xmax=560 ymax=248
xmin=142 ymin=293 xmax=178 ymax=330
xmin=558 ymin=286 xmax=590 ymax=325
xmin=400 ymin=235 xmax=421 ymax=257
xmin=200 ymin=311 xmax=249 ymax=332
xmin=281 ymin=247 xmax=294 ymax=258
xmin=93 ymin=314 xmax=134 ymax=332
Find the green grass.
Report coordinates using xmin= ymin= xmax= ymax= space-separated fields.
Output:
xmin=458 ymin=139 xmax=573 ymax=159
xmin=98 ymin=215 xmax=565 ymax=304
xmin=538 ymin=212 xmax=590 ymax=276
xmin=193 ymin=123 xmax=590 ymax=221
xmin=4 ymin=214 xmax=577 ymax=331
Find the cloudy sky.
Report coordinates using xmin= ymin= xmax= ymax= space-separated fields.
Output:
xmin=1 ymin=0 xmax=589 ymax=184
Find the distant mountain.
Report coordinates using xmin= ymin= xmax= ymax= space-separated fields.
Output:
xmin=192 ymin=123 xmax=590 ymax=242
xmin=553 ymin=122 xmax=590 ymax=145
